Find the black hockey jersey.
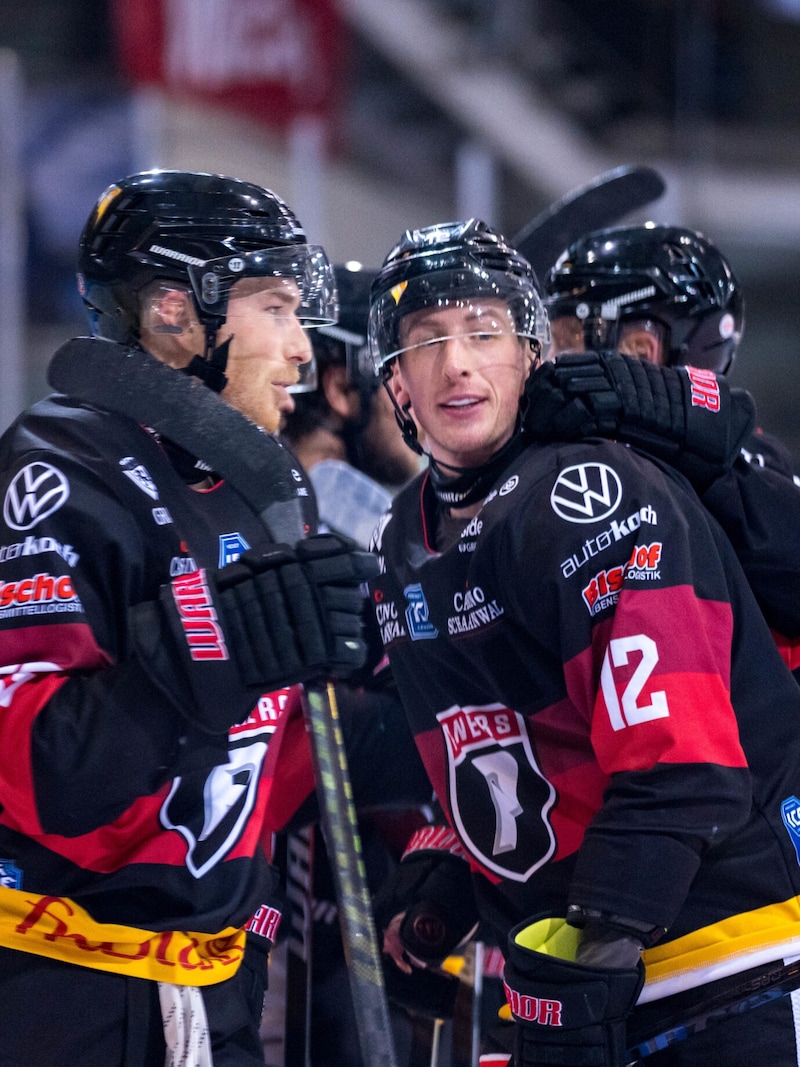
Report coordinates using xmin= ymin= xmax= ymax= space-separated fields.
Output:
xmin=701 ymin=427 xmax=800 ymax=667
xmin=0 ymin=393 xmax=315 ymax=978
xmin=370 ymin=434 xmax=800 ymax=1002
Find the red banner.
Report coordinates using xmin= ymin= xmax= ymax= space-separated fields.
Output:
xmin=111 ymin=0 xmax=342 ymax=128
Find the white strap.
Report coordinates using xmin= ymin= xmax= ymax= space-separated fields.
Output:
xmin=158 ymin=981 xmax=213 ymax=1067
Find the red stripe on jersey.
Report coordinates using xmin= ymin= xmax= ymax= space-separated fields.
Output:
xmin=567 ymin=585 xmax=746 ymax=775
xmin=0 ymin=621 xmax=109 ymax=672
xmin=259 ymin=687 xmax=316 ymax=851
xmin=771 ymin=629 xmax=800 ymax=671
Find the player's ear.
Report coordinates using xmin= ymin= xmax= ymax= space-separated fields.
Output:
xmin=322 ymin=364 xmax=360 ymax=419
xmin=387 ymin=362 xmax=411 ymax=411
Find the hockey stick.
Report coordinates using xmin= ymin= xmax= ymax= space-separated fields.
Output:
xmin=625 ymin=957 xmax=800 ymax=1064
xmin=512 ymin=164 xmax=667 ymax=280
xmin=47 ymin=337 xmax=399 ymax=1067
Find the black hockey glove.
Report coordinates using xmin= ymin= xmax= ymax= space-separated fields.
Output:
xmin=129 ymin=533 xmax=379 ymax=734
xmin=504 ymin=914 xmax=645 ymax=1067
xmin=373 ymin=837 xmax=479 ymax=967
xmin=524 ymin=351 xmax=756 ymax=491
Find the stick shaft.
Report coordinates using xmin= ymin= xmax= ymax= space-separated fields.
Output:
xmin=302 ymin=684 xmax=398 ymax=1067
xmin=626 ymin=959 xmax=800 ymax=1063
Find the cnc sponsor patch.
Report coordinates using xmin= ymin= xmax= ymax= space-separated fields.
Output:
xmin=170 ymin=555 xmax=199 ymax=576
xmin=404 ymin=583 xmax=438 ymax=641
xmin=560 ymin=505 xmax=658 ymax=578
xmin=781 ymin=796 xmax=800 ymax=865
xmin=438 ymin=703 xmax=556 ymax=881
xmin=581 ymin=542 xmax=663 ymax=615
xmin=3 ymin=462 xmax=70 ymax=532
xmin=447 ymin=584 xmax=505 ymax=635
xmin=0 ymin=573 xmax=83 ymax=619
xmin=374 ymin=593 xmax=408 ymax=645
xmin=119 ymin=456 xmax=159 ymax=500
xmin=550 ymin=463 xmax=623 ymax=524
xmin=0 ymin=534 xmax=79 ymax=567
xmin=219 ymin=532 xmax=250 ymax=567
xmin=170 ymin=569 xmax=228 ymax=661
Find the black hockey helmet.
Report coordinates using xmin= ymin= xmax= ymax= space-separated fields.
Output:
xmin=283 ymin=263 xmax=381 ymax=466
xmin=76 ymin=169 xmax=337 ymax=388
xmin=545 ymin=224 xmax=743 ymax=374
xmin=368 ymin=218 xmax=550 ymax=371
xmin=314 ymin=263 xmax=378 ymax=390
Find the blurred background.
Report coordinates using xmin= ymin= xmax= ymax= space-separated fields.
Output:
xmin=3 ymin=0 xmax=800 ymax=457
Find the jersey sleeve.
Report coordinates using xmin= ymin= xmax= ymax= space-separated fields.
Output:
xmin=504 ymin=442 xmax=753 ymax=930
xmin=0 ymin=449 xmax=190 ymax=838
xmin=701 ymin=454 xmax=800 ymax=648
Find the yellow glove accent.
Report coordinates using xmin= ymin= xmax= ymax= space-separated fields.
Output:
xmin=442 ymin=954 xmax=466 ymax=977
xmin=512 ymin=915 xmax=580 ymax=961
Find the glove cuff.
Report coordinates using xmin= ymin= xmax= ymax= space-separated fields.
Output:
xmin=505 ymin=915 xmax=644 ymax=1030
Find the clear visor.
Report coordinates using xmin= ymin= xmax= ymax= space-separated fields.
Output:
xmin=187 ymin=244 xmax=337 ymax=326
xmin=368 ymin=269 xmax=549 ymax=370
xmin=547 ymin=312 xmax=666 ymax=365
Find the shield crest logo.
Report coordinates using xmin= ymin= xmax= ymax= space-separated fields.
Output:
xmin=438 ymin=704 xmax=556 ymax=882
xmin=161 ymin=741 xmax=267 ymax=878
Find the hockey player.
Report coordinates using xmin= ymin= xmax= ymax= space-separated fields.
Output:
xmin=528 ymin=224 xmax=800 ymax=675
xmin=268 ymin=262 xmax=439 ymax=1067
xmin=367 ymin=218 xmax=800 ymax=1066
xmin=0 ymin=169 xmax=378 ymax=1066
xmin=281 ymin=262 xmax=423 ymax=536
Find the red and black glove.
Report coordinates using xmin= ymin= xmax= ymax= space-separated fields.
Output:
xmin=524 ymin=351 xmax=756 ymax=490
xmin=129 ymin=532 xmax=379 ymax=734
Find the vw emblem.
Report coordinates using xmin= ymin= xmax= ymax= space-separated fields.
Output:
xmin=3 ymin=462 xmax=70 ymax=531
xmin=550 ymin=463 xmax=622 ymax=524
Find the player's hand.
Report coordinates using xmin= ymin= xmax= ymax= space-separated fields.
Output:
xmin=130 ymin=533 xmax=379 ymax=734
xmin=524 ymin=351 xmax=756 ymax=490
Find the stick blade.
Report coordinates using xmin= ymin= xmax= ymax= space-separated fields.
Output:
xmin=513 ymin=164 xmax=667 ymax=279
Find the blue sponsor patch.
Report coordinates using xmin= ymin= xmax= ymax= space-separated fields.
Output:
xmin=404 ymin=583 xmax=438 ymax=641
xmin=0 ymin=859 xmax=22 ymax=889
xmin=219 ymin=532 xmax=251 ymax=567
xmin=781 ymin=796 xmax=800 ymax=864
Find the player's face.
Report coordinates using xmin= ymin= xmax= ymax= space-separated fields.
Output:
xmin=547 ymin=314 xmax=666 ymax=366
xmin=547 ymin=314 xmax=585 ymax=360
xmin=389 ymin=299 xmax=534 ymax=470
xmin=217 ymin=277 xmax=313 ymax=433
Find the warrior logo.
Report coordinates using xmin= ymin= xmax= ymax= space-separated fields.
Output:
xmin=161 ymin=742 xmax=268 ymax=878
xmin=550 ymin=463 xmax=622 ymax=524
xmin=438 ymin=704 xmax=556 ymax=881
xmin=3 ymin=463 xmax=70 ymax=532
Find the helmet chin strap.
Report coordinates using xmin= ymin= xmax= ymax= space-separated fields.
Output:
xmin=427 ymin=423 xmax=527 ymax=508
xmin=183 ymin=327 xmax=231 ymax=393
